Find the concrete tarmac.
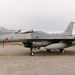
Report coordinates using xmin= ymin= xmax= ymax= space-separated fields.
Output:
xmin=0 ymin=45 xmax=75 ymax=75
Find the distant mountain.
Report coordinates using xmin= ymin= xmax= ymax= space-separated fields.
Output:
xmin=0 ymin=27 xmax=7 ymax=30
xmin=0 ymin=26 xmax=15 ymax=35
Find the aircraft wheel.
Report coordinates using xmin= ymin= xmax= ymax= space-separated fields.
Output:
xmin=30 ymin=52 xmax=34 ymax=56
xmin=47 ymin=49 xmax=51 ymax=53
xmin=60 ymin=49 xmax=65 ymax=54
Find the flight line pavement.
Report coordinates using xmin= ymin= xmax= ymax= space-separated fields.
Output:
xmin=0 ymin=45 xmax=75 ymax=75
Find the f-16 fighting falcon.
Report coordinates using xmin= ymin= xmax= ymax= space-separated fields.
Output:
xmin=0 ymin=21 xmax=74 ymax=56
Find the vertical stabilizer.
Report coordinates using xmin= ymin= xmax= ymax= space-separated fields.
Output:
xmin=63 ymin=21 xmax=74 ymax=35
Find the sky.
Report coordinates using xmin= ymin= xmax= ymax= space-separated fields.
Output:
xmin=0 ymin=0 xmax=75 ymax=33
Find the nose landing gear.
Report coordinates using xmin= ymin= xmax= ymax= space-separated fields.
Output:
xmin=30 ymin=48 xmax=35 ymax=56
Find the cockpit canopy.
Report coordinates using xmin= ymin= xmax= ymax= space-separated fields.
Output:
xmin=14 ymin=29 xmax=34 ymax=34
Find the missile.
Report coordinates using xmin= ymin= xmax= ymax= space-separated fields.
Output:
xmin=45 ymin=43 xmax=71 ymax=50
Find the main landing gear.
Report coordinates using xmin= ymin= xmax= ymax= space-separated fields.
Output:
xmin=60 ymin=49 xmax=65 ymax=54
xmin=47 ymin=49 xmax=65 ymax=54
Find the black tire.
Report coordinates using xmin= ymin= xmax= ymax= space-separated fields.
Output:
xmin=30 ymin=52 xmax=34 ymax=56
xmin=60 ymin=49 xmax=65 ymax=54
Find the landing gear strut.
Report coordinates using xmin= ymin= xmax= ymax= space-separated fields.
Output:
xmin=47 ymin=49 xmax=51 ymax=53
xmin=30 ymin=48 xmax=34 ymax=56
xmin=60 ymin=49 xmax=65 ymax=54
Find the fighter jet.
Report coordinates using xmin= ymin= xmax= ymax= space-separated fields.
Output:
xmin=0 ymin=21 xmax=74 ymax=56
